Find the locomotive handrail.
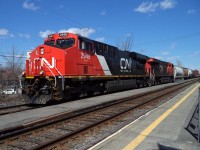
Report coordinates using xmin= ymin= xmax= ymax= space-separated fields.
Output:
xmin=54 ymin=60 xmax=64 ymax=91
xmin=43 ymin=62 xmax=57 ymax=88
xmin=43 ymin=59 xmax=64 ymax=90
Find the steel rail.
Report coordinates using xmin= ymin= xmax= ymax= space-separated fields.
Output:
xmin=0 ymin=104 xmax=38 ymax=116
xmin=0 ymin=79 xmax=196 ymax=137
xmin=0 ymin=79 xmax=198 ymax=150
xmin=31 ymin=79 xmax=198 ymax=149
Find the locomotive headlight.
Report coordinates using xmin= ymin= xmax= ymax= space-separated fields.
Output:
xmin=40 ymin=70 xmax=44 ymax=75
xmin=22 ymin=71 xmax=26 ymax=76
xmin=40 ymin=47 xmax=44 ymax=54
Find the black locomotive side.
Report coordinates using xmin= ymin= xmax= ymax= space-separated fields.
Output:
xmin=92 ymin=39 xmax=150 ymax=92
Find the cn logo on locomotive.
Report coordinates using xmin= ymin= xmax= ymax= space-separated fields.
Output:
xmin=41 ymin=57 xmax=55 ymax=68
xmin=120 ymin=58 xmax=132 ymax=70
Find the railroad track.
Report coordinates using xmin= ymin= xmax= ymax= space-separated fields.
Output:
xmin=0 ymin=104 xmax=39 ymax=116
xmin=0 ymin=79 xmax=198 ymax=150
xmin=0 ymin=95 xmax=23 ymax=104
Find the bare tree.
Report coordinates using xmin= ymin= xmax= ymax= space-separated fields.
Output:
xmin=1 ymin=46 xmax=25 ymax=89
xmin=0 ymin=65 xmax=3 ymax=92
xmin=117 ymin=33 xmax=133 ymax=51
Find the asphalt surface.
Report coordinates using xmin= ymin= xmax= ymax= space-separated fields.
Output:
xmin=90 ymin=83 xmax=200 ymax=150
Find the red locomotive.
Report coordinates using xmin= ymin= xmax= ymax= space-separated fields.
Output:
xmin=22 ymin=32 xmax=175 ymax=104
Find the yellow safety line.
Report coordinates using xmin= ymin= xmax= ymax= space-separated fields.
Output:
xmin=123 ymin=83 xmax=200 ymax=150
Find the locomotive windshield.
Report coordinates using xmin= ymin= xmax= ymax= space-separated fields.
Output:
xmin=56 ymin=38 xmax=75 ymax=49
xmin=44 ymin=38 xmax=75 ymax=49
xmin=44 ymin=40 xmax=54 ymax=46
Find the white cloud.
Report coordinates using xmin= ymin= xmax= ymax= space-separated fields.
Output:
xmin=0 ymin=28 xmax=14 ymax=38
xmin=39 ymin=30 xmax=55 ymax=38
xmin=134 ymin=2 xmax=159 ymax=13
xmin=167 ymin=56 xmax=180 ymax=60
xmin=161 ymin=51 xmax=170 ymax=55
xmin=19 ymin=33 xmax=31 ymax=39
xmin=160 ymin=0 xmax=176 ymax=10
xmin=125 ymin=33 xmax=132 ymax=37
xmin=100 ymin=10 xmax=106 ymax=16
xmin=23 ymin=0 xmax=39 ymax=11
xmin=187 ymin=9 xmax=196 ymax=15
xmin=154 ymin=56 xmax=163 ymax=60
xmin=39 ymin=28 xmax=95 ymax=38
xmin=95 ymin=37 xmax=105 ymax=42
xmin=134 ymin=0 xmax=177 ymax=13
xmin=58 ymin=28 xmax=95 ymax=37
xmin=0 ymin=28 xmax=9 ymax=36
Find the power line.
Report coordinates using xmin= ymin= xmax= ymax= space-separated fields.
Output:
xmin=0 ymin=54 xmax=26 ymax=58
xmin=134 ymin=32 xmax=200 ymax=46
xmin=39 ymin=2 xmax=85 ymax=28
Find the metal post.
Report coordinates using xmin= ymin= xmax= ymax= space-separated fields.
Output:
xmin=198 ymin=87 xmax=200 ymax=142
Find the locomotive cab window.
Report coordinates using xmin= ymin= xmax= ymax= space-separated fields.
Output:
xmin=56 ymin=38 xmax=75 ymax=49
xmin=79 ymin=38 xmax=93 ymax=52
xmin=104 ymin=44 xmax=108 ymax=54
xmin=94 ymin=42 xmax=99 ymax=54
xmin=99 ymin=43 xmax=103 ymax=54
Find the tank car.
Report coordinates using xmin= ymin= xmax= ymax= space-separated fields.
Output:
xmin=174 ymin=66 xmax=184 ymax=81
xmin=22 ymin=32 xmax=156 ymax=104
xmin=188 ymin=69 xmax=193 ymax=78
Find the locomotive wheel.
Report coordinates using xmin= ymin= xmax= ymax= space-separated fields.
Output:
xmin=87 ymin=91 xmax=95 ymax=96
xmin=71 ymin=92 xmax=81 ymax=100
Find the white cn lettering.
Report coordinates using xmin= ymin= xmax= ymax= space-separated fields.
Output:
xmin=41 ymin=57 xmax=55 ymax=68
xmin=120 ymin=58 xmax=132 ymax=70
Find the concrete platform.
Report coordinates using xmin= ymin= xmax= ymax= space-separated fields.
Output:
xmin=90 ymin=83 xmax=200 ymax=150
xmin=0 ymin=82 xmax=178 ymax=130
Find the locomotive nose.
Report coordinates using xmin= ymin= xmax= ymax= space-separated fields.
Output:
xmin=31 ymin=46 xmax=45 ymax=76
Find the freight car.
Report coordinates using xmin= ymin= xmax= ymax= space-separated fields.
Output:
xmin=21 ymin=32 xmax=177 ymax=104
xmin=188 ymin=69 xmax=193 ymax=78
xmin=174 ymin=66 xmax=184 ymax=81
xmin=193 ymin=70 xmax=199 ymax=78
xmin=183 ymin=67 xmax=189 ymax=80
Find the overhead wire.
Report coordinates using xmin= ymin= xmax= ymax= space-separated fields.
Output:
xmin=38 ymin=1 xmax=87 ymax=29
xmin=134 ymin=32 xmax=200 ymax=46
xmin=36 ymin=1 xmax=119 ymax=41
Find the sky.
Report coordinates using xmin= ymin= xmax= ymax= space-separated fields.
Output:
xmin=0 ymin=0 xmax=200 ymax=70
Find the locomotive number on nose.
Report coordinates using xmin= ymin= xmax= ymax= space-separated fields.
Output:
xmin=81 ymin=52 xmax=91 ymax=60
